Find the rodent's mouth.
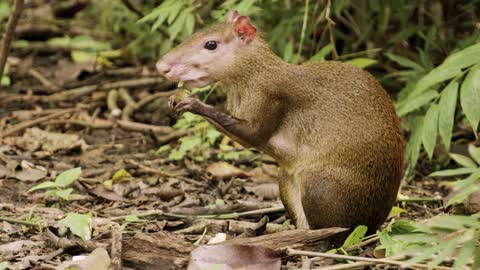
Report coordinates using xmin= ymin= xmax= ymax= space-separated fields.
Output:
xmin=183 ymin=77 xmax=210 ymax=89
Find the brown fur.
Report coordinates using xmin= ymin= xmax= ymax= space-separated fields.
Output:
xmin=161 ymin=21 xmax=405 ymax=233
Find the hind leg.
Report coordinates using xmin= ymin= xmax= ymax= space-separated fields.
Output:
xmin=278 ymin=169 xmax=310 ymax=229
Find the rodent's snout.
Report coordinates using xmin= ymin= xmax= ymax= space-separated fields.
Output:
xmin=156 ymin=59 xmax=171 ymax=76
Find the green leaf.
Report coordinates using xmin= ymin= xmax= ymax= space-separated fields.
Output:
xmin=449 ymin=153 xmax=478 ymax=168
xmin=341 ymin=225 xmax=368 ymax=249
xmin=53 ymin=188 xmax=74 ymax=200
xmin=0 ymin=75 xmax=10 ymax=86
xmin=55 ymin=167 xmax=82 ymax=187
xmin=438 ymin=82 xmax=458 ymax=151
xmin=28 ymin=181 xmax=58 ymax=192
xmin=215 ymin=199 xmax=225 ymax=206
xmin=443 ymin=42 xmax=480 ymax=70
xmin=167 ymin=2 xmax=183 ymax=24
xmin=385 ymin=52 xmax=424 ymax=71
xmin=391 ymin=220 xmax=417 ymax=234
xmin=112 ymin=168 xmax=132 ymax=182
xmin=429 ymin=167 xmax=479 ymax=177
xmin=429 ymin=239 xmax=459 ymax=268
xmin=184 ymin=13 xmax=195 ymax=36
xmin=396 ymin=90 xmax=438 ymax=117
xmin=468 ymin=144 xmax=480 ymax=165
xmin=345 ymin=58 xmax=377 ymax=69
xmin=422 ymin=104 xmax=439 ymax=159
xmin=309 ymin=44 xmax=333 ymax=62
xmin=405 ymin=117 xmax=424 ymax=168
xmin=410 ymin=66 xmax=462 ymax=98
xmin=155 ymin=145 xmax=172 ymax=156
xmin=389 ymin=206 xmax=407 ymax=218
xmin=125 ymin=215 xmax=141 ymax=222
xmin=59 ymin=212 xmax=92 ymax=241
xmin=453 ymin=234 xmax=476 ymax=269
xmin=460 ymin=64 xmax=480 ymax=134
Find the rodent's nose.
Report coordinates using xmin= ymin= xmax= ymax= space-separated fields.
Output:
xmin=156 ymin=60 xmax=171 ymax=76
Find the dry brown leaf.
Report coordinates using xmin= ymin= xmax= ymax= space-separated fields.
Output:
xmin=244 ymin=183 xmax=280 ymax=200
xmin=90 ymin=185 xmax=125 ymax=201
xmin=188 ymin=244 xmax=281 ymax=270
xmin=12 ymin=160 xmax=47 ymax=182
xmin=16 ymin=128 xmax=87 ymax=153
xmin=56 ymin=248 xmax=111 ymax=270
xmin=206 ymin=162 xmax=249 ymax=180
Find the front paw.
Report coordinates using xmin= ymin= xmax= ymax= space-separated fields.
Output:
xmin=174 ymin=97 xmax=203 ymax=113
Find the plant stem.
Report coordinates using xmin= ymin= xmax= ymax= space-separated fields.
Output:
xmin=0 ymin=216 xmax=39 ymax=227
xmin=296 ymin=0 xmax=310 ymax=62
xmin=0 ymin=0 xmax=24 ymax=87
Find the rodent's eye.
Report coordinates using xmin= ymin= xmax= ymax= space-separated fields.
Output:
xmin=204 ymin=41 xmax=218 ymax=50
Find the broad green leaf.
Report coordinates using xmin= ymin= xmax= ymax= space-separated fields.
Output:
xmin=0 ymin=75 xmax=10 ymax=86
xmin=391 ymin=220 xmax=417 ymax=234
xmin=184 ymin=13 xmax=195 ymax=36
xmin=453 ymin=234 xmax=476 ymax=269
xmin=345 ymin=58 xmax=377 ymax=69
xmin=422 ymin=104 xmax=439 ymax=159
xmin=460 ymin=64 xmax=480 ymax=134
xmin=405 ymin=117 xmax=424 ymax=169
xmin=396 ymin=90 xmax=438 ymax=117
xmin=55 ymin=167 xmax=82 ymax=187
xmin=167 ymin=2 xmax=183 ymax=24
xmin=409 ymin=65 xmax=462 ymax=98
xmin=28 ymin=181 xmax=58 ymax=192
xmin=468 ymin=144 xmax=480 ymax=165
xmin=443 ymin=42 xmax=480 ymax=70
xmin=385 ymin=52 xmax=424 ymax=71
xmin=283 ymin=40 xmax=294 ymax=63
xmin=341 ymin=225 xmax=368 ymax=248
xmin=53 ymin=188 xmax=74 ymax=200
xmin=438 ymin=82 xmax=458 ymax=151
xmin=449 ymin=153 xmax=478 ymax=168
xmin=59 ymin=212 xmax=92 ymax=241
xmin=428 ymin=239 xmax=459 ymax=267
xmin=429 ymin=167 xmax=479 ymax=177
xmin=168 ymin=9 xmax=188 ymax=41
xmin=448 ymin=179 xmax=480 ymax=206
xmin=309 ymin=44 xmax=333 ymax=62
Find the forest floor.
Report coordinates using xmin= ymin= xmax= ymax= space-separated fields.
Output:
xmin=0 ymin=50 xmax=449 ymax=270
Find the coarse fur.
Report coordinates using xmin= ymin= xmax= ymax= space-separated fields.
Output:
xmin=157 ymin=11 xmax=405 ymax=233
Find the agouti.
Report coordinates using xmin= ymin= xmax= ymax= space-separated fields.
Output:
xmin=156 ymin=10 xmax=404 ymax=233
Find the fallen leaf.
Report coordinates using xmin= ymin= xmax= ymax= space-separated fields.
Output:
xmin=90 ymin=185 xmax=125 ymax=201
xmin=13 ymin=160 xmax=47 ymax=182
xmin=0 ymin=240 xmax=43 ymax=254
xmin=206 ymin=162 xmax=249 ymax=180
xmin=188 ymin=244 xmax=281 ymax=270
xmin=56 ymin=248 xmax=110 ymax=270
xmin=142 ymin=186 xmax=184 ymax=201
xmin=16 ymin=128 xmax=88 ymax=153
xmin=244 ymin=183 xmax=280 ymax=200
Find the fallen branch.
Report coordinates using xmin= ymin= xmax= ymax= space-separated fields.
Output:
xmin=125 ymin=159 xmax=184 ymax=177
xmin=314 ymin=255 xmax=406 ymax=270
xmin=122 ymin=89 xmax=177 ymax=120
xmin=0 ymin=0 xmax=24 ymax=84
xmin=110 ymin=222 xmax=123 ymax=270
xmin=28 ymin=68 xmax=63 ymax=93
xmin=0 ymin=109 xmax=76 ymax=138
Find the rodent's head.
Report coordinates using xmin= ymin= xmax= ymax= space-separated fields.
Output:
xmin=156 ymin=10 xmax=257 ymax=88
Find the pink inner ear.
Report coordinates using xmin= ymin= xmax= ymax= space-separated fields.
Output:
xmin=234 ymin=16 xmax=257 ymax=43
xmin=227 ymin=10 xmax=240 ymax=22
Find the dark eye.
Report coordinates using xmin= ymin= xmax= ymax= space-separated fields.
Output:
xmin=204 ymin=41 xmax=218 ymax=50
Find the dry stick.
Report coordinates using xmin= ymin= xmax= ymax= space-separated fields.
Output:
xmin=0 ymin=0 xmax=24 ymax=85
xmin=314 ymin=255 xmax=407 ymax=270
xmin=125 ymin=159 xmax=184 ymax=177
xmin=110 ymin=222 xmax=123 ymax=270
xmin=0 ymin=109 xmax=76 ymax=138
xmin=325 ymin=0 xmax=339 ymax=60
xmin=287 ymin=249 xmax=455 ymax=270
xmin=28 ymin=68 xmax=62 ymax=92
xmin=123 ymin=89 xmax=177 ymax=120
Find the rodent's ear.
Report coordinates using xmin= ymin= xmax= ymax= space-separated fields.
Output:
xmin=226 ymin=10 xmax=240 ymax=22
xmin=234 ymin=16 xmax=256 ymax=44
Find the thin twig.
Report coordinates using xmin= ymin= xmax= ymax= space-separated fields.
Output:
xmin=125 ymin=159 xmax=184 ymax=177
xmin=0 ymin=109 xmax=76 ymax=138
xmin=312 ymin=255 xmax=407 ymax=270
xmin=287 ymin=248 xmax=455 ymax=270
xmin=28 ymin=68 xmax=63 ymax=93
xmin=0 ymin=0 xmax=24 ymax=85
xmin=325 ymin=0 xmax=339 ymax=60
